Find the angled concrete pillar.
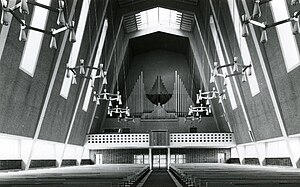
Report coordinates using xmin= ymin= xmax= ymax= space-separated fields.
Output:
xmin=256 ymin=142 xmax=266 ymax=166
xmin=167 ymin=148 xmax=171 ymax=170
xmin=149 ymin=148 xmax=152 ymax=170
xmin=241 ymin=0 xmax=298 ymax=168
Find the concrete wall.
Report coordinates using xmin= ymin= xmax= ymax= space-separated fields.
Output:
xmin=126 ymin=49 xmax=189 ymax=95
xmin=1 ymin=0 xmax=300 ymax=150
xmin=0 ymin=0 xmax=115 ymax=146
xmin=199 ymin=0 xmax=300 ymax=144
xmin=215 ymin=0 xmax=282 ymax=143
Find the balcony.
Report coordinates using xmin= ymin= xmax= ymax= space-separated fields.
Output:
xmin=85 ymin=133 xmax=235 ymax=149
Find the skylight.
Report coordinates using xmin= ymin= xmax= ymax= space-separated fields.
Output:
xmin=135 ymin=7 xmax=182 ymax=30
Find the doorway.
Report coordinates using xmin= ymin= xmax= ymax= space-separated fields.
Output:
xmin=153 ymin=154 xmax=167 ymax=170
xmin=218 ymin=153 xmax=226 ymax=163
xmin=152 ymin=148 xmax=167 ymax=170
xmin=95 ymin=153 xmax=103 ymax=165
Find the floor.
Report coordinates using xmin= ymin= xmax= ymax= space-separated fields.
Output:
xmin=142 ymin=170 xmax=177 ymax=187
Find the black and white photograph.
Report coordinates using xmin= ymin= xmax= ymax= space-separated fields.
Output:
xmin=1 ymin=0 xmax=300 ymax=186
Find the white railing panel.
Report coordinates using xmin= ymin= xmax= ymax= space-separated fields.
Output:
xmin=85 ymin=134 xmax=150 ymax=149
xmin=85 ymin=133 xmax=235 ymax=149
xmin=169 ymin=133 xmax=236 ymax=148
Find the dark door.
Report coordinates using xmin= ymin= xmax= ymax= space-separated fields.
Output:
xmin=150 ymin=130 xmax=169 ymax=146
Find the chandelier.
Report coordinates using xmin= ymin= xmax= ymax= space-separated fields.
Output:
xmin=118 ymin=115 xmax=135 ymax=123
xmin=188 ymin=104 xmax=212 ymax=116
xmin=93 ymin=88 xmax=122 ymax=107
xmin=107 ymin=105 xmax=130 ymax=118
xmin=210 ymin=59 xmax=252 ymax=84
xmin=0 ymin=0 xmax=76 ymax=48
xmin=196 ymin=86 xmax=226 ymax=105
xmin=67 ymin=61 xmax=107 ymax=87
xmin=241 ymin=0 xmax=300 ymax=43
xmin=184 ymin=115 xmax=202 ymax=123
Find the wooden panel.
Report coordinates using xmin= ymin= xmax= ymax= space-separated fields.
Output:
xmin=150 ymin=130 xmax=169 ymax=146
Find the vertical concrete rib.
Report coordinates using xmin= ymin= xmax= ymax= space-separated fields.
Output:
xmin=87 ymin=16 xmax=125 ymax=133
xmin=208 ymin=0 xmax=263 ymax=166
xmin=24 ymin=0 xmax=78 ymax=170
xmin=241 ymin=0 xmax=297 ymax=168
xmin=191 ymin=20 xmax=232 ymax=132
xmin=58 ymin=0 xmax=109 ymax=167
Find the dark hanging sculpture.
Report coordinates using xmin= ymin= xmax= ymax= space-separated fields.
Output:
xmin=146 ymin=76 xmax=172 ymax=105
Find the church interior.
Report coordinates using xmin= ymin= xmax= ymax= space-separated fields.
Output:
xmin=1 ymin=0 xmax=300 ymax=186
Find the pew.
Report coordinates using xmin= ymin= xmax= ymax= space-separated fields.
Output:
xmin=0 ymin=164 xmax=150 ymax=187
xmin=170 ymin=163 xmax=300 ymax=187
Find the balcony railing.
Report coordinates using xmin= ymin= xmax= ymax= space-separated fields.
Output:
xmin=85 ymin=133 xmax=235 ymax=149
xmin=169 ymin=133 xmax=235 ymax=148
xmin=85 ymin=134 xmax=149 ymax=149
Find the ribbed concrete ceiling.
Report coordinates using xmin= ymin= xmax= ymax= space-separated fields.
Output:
xmin=118 ymin=0 xmax=198 ymax=8
xmin=119 ymin=0 xmax=196 ymax=33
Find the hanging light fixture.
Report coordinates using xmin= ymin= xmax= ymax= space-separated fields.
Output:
xmin=292 ymin=11 xmax=300 ymax=35
xmin=260 ymin=28 xmax=267 ymax=43
xmin=20 ymin=0 xmax=29 ymax=15
xmin=57 ymin=0 xmax=66 ymax=26
xmin=0 ymin=0 xmax=75 ymax=48
xmin=79 ymin=59 xmax=85 ymax=74
xmin=0 ymin=0 xmax=9 ymax=26
xmin=118 ymin=115 xmax=135 ymax=124
xmin=242 ymin=15 xmax=249 ymax=37
xmin=69 ymin=20 xmax=76 ymax=43
xmin=66 ymin=60 xmax=108 ymax=88
xmin=241 ymin=4 xmax=300 ymax=42
xmin=223 ymin=76 xmax=228 ymax=87
xmin=196 ymin=87 xmax=226 ymax=105
xmin=211 ymin=59 xmax=252 ymax=84
xmin=252 ymin=0 xmax=261 ymax=19
xmin=184 ymin=114 xmax=201 ymax=123
xmin=188 ymin=104 xmax=211 ymax=117
xmin=232 ymin=57 xmax=239 ymax=72
xmin=107 ymin=105 xmax=130 ymax=117
xmin=292 ymin=0 xmax=300 ymax=6
xmin=19 ymin=21 xmax=27 ymax=42
xmin=71 ymin=74 xmax=77 ymax=85
xmin=93 ymin=89 xmax=122 ymax=106
xmin=50 ymin=29 xmax=57 ymax=49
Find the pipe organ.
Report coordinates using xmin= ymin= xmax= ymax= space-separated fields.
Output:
xmin=165 ymin=71 xmax=193 ymax=117
xmin=127 ymin=72 xmax=153 ymax=116
xmin=126 ymin=71 xmax=193 ymax=117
